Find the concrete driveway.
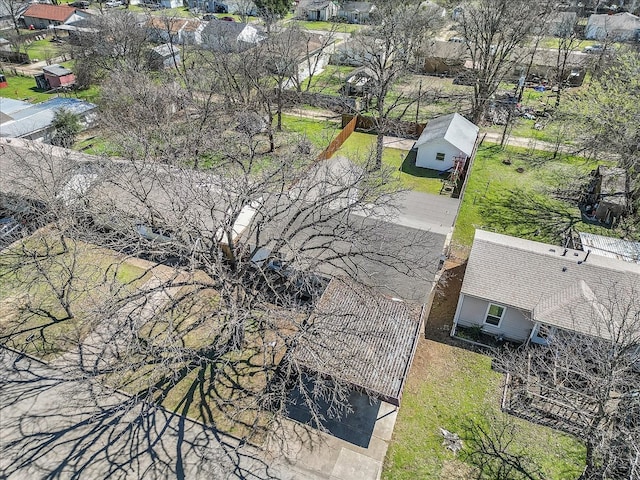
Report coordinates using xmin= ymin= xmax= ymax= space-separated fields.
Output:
xmin=0 ymin=349 xmax=398 ymax=480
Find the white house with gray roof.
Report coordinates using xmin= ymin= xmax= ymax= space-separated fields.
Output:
xmin=451 ymin=230 xmax=640 ymax=344
xmin=414 ymin=112 xmax=479 ymax=171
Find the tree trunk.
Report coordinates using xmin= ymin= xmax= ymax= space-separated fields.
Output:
xmin=276 ymin=80 xmax=283 ymax=132
xmin=374 ymin=131 xmax=384 ymax=171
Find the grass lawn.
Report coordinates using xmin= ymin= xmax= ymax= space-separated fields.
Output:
xmin=451 ymin=143 xmax=616 ymax=251
xmin=303 ymin=65 xmax=356 ymax=95
xmin=26 ymin=38 xmax=62 ymax=62
xmin=383 ymin=338 xmax=585 ymax=479
xmin=1 ymin=74 xmax=50 ymax=102
xmin=1 ymin=74 xmax=101 ymax=104
xmin=0 ymin=235 xmax=145 ymax=359
xmin=334 ymin=132 xmax=443 ymax=194
xmin=280 ymin=113 xmax=342 ymax=149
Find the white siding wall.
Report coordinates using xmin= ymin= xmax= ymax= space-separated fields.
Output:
xmin=415 ymin=138 xmax=458 ymax=171
xmin=455 ymin=294 xmax=534 ymax=342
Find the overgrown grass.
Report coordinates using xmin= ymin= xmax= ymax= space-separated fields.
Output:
xmin=383 ymin=340 xmax=585 ymax=479
xmin=303 ymin=65 xmax=356 ymax=95
xmin=452 ymin=143 xmax=614 ymax=249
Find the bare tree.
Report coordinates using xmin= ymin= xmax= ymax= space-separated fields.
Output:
xmin=346 ymin=0 xmax=443 ymax=169
xmin=457 ymin=0 xmax=550 ymax=123
xmin=497 ymin=283 xmax=640 ymax=480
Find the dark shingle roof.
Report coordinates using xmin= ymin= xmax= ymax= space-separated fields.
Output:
xmin=292 ymin=280 xmax=423 ymax=405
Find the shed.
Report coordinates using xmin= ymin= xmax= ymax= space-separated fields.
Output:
xmin=40 ymin=64 xmax=75 ymax=89
xmin=148 ymin=44 xmax=180 ymax=70
xmin=585 ymin=166 xmax=629 ymax=226
xmin=414 ymin=113 xmax=479 ymax=171
xmin=578 ymin=232 xmax=640 ymax=264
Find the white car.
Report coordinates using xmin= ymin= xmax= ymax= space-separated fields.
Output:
xmin=584 ymin=44 xmax=604 ymax=54
xmin=104 ymin=0 xmax=122 ymax=7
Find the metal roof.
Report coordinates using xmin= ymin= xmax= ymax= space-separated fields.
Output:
xmin=292 ymin=280 xmax=423 ymax=405
xmin=461 ymin=230 xmax=640 ymax=337
xmin=0 ymin=97 xmax=96 ymax=139
xmin=579 ymin=232 xmax=640 ymax=264
xmin=43 ymin=64 xmax=73 ymax=77
xmin=414 ymin=113 xmax=479 ymax=157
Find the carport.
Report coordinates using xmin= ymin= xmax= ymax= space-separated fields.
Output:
xmin=287 ymin=280 xmax=423 ymax=445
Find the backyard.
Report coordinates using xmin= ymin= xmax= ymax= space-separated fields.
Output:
xmin=451 ymin=142 xmax=617 ymax=255
xmin=334 ymin=131 xmax=443 ymax=195
xmin=383 ymin=338 xmax=585 ymax=479
xmin=0 ymin=73 xmax=100 ymax=103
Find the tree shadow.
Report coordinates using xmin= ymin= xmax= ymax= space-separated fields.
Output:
xmin=0 ymin=348 xmax=283 ymax=480
xmin=400 ymin=150 xmax=444 ymax=179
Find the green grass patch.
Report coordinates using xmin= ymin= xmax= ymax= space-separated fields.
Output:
xmin=452 ymin=143 xmax=613 ymax=249
xmin=334 ymin=132 xmax=442 ymax=194
xmin=1 ymin=74 xmax=50 ymax=102
xmin=26 ymin=38 xmax=62 ymax=62
xmin=0 ymin=235 xmax=145 ymax=359
xmin=280 ymin=113 xmax=341 ymax=149
xmin=303 ymin=64 xmax=355 ymax=95
xmin=383 ymin=340 xmax=585 ymax=479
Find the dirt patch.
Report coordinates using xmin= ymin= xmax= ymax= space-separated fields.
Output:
xmin=425 ymin=262 xmax=466 ymax=342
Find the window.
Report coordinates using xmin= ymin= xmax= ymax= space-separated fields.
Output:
xmin=484 ymin=303 xmax=505 ymax=326
xmin=435 ymin=152 xmax=446 ymax=161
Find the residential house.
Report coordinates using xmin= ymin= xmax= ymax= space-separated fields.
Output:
xmin=148 ymin=43 xmax=181 ymax=70
xmin=546 ymin=11 xmax=577 ymax=37
xmin=330 ymin=38 xmax=384 ymax=67
xmin=22 ymin=4 xmax=89 ymax=29
xmin=36 ymin=64 xmax=76 ymax=89
xmin=201 ymin=20 xmax=265 ymax=52
xmin=263 ymin=30 xmax=333 ymax=89
xmin=343 ymin=67 xmax=374 ymax=96
xmin=451 ymin=229 xmax=640 ymax=344
xmin=336 ymin=1 xmax=375 ymax=24
xmin=420 ymin=40 xmax=468 ymax=76
xmin=585 ymin=12 xmax=640 ymax=41
xmin=0 ymin=96 xmax=96 ymax=142
xmin=513 ymin=48 xmax=588 ymax=86
xmin=414 ymin=113 xmax=479 ymax=171
xmin=206 ymin=0 xmax=257 ymax=14
xmin=296 ymin=0 xmax=338 ymax=21
xmin=144 ymin=0 xmax=183 ymax=9
xmin=147 ymin=17 xmax=207 ymax=45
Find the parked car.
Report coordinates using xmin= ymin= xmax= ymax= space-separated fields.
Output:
xmin=135 ymin=223 xmax=174 ymax=243
xmin=104 ymin=0 xmax=122 ymax=7
xmin=70 ymin=0 xmax=90 ymax=8
xmin=584 ymin=44 xmax=604 ymax=53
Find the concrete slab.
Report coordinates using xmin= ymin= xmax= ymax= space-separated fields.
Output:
xmin=330 ymin=448 xmax=382 ymax=480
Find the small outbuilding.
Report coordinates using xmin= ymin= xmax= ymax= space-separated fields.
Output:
xmin=414 ymin=113 xmax=479 ymax=171
xmin=36 ymin=64 xmax=76 ymax=90
xmin=148 ymin=44 xmax=181 ymax=70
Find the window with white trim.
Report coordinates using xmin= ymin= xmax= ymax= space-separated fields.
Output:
xmin=484 ymin=303 xmax=505 ymax=326
xmin=435 ymin=152 xmax=446 ymax=161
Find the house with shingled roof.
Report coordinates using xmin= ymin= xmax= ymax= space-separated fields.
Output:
xmin=22 ymin=4 xmax=90 ymax=30
xmin=451 ymin=229 xmax=640 ymax=344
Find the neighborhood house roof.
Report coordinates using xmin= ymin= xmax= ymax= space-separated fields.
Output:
xmin=43 ymin=64 xmax=73 ymax=77
xmin=339 ymin=1 xmax=375 ymax=13
xmin=292 ymin=280 xmax=423 ymax=405
xmin=587 ymin=12 xmax=640 ymax=31
xmin=0 ymin=97 xmax=95 ymax=139
xmin=415 ymin=112 xmax=479 ymax=157
xmin=579 ymin=232 xmax=640 ymax=264
xmin=461 ymin=230 xmax=640 ymax=338
xmin=23 ymin=4 xmax=76 ymax=22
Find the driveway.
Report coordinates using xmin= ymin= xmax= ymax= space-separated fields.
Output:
xmin=0 ymin=349 xmax=398 ymax=480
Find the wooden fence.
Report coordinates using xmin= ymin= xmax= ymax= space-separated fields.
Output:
xmin=317 ymin=114 xmax=358 ymax=161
